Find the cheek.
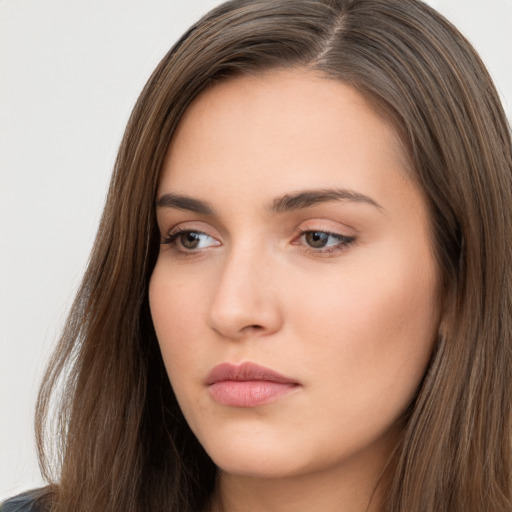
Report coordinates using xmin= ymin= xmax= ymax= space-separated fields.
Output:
xmin=148 ymin=265 xmax=209 ymax=377
xmin=287 ymin=245 xmax=440 ymax=413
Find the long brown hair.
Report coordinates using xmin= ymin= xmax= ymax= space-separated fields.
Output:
xmin=33 ymin=1 xmax=511 ymax=511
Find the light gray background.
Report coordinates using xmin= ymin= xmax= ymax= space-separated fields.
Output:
xmin=1 ymin=0 xmax=511 ymax=500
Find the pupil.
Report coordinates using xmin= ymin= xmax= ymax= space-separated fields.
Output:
xmin=182 ymin=232 xmax=200 ymax=249
xmin=306 ymin=231 xmax=328 ymax=248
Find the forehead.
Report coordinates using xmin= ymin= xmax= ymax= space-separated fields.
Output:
xmin=159 ymin=68 xmax=414 ymax=209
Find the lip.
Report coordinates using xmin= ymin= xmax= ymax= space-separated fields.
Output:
xmin=206 ymin=362 xmax=301 ymax=407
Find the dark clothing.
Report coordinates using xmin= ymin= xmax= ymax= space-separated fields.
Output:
xmin=1 ymin=491 xmax=43 ymax=512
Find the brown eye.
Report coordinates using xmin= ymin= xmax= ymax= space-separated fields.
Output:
xmin=180 ymin=232 xmax=201 ymax=249
xmin=162 ymin=229 xmax=220 ymax=252
xmin=296 ymin=230 xmax=356 ymax=254
xmin=305 ymin=231 xmax=330 ymax=248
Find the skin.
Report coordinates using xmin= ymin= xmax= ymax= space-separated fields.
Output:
xmin=149 ymin=69 xmax=441 ymax=512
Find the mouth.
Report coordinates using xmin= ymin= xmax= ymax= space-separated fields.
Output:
xmin=205 ymin=362 xmax=301 ymax=407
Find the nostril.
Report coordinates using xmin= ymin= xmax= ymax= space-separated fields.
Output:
xmin=240 ymin=324 xmax=265 ymax=334
xmin=244 ymin=324 xmax=264 ymax=331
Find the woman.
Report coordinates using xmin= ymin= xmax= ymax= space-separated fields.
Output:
xmin=2 ymin=0 xmax=511 ymax=511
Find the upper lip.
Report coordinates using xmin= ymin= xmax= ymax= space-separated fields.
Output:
xmin=205 ymin=362 xmax=298 ymax=385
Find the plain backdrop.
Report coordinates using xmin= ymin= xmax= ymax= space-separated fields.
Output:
xmin=1 ymin=0 xmax=511 ymax=500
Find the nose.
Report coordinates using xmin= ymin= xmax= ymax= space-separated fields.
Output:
xmin=207 ymin=247 xmax=283 ymax=340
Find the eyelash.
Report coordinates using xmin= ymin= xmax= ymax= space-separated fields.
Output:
xmin=161 ymin=228 xmax=356 ymax=256
xmin=293 ymin=230 xmax=356 ymax=255
xmin=161 ymin=229 xmax=218 ymax=254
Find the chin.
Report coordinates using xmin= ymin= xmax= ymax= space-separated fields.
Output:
xmin=197 ymin=429 xmax=311 ymax=479
xmin=212 ymin=449 xmax=307 ymax=479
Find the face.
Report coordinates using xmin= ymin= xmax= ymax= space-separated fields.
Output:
xmin=149 ymin=70 xmax=441 ymax=482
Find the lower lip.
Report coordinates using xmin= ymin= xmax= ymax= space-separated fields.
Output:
xmin=208 ymin=380 xmax=299 ymax=407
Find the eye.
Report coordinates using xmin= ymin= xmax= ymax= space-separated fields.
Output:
xmin=304 ymin=231 xmax=335 ymax=248
xmin=294 ymin=230 xmax=355 ymax=254
xmin=162 ymin=229 xmax=220 ymax=252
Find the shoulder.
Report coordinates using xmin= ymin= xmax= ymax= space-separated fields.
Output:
xmin=1 ymin=490 xmax=47 ymax=512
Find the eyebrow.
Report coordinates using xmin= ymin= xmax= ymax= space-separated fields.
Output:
xmin=156 ymin=188 xmax=383 ymax=214
xmin=268 ymin=188 xmax=383 ymax=213
xmin=156 ymin=193 xmax=214 ymax=214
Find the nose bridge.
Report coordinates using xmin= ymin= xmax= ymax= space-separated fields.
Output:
xmin=207 ymin=239 xmax=281 ymax=339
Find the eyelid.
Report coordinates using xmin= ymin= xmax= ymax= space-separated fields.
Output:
xmin=293 ymin=219 xmax=356 ymax=237
xmin=163 ymin=220 xmax=220 ymax=239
